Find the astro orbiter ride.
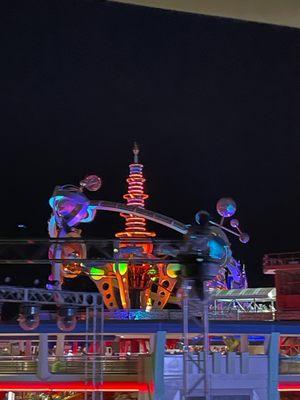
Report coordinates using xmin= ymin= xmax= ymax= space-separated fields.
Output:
xmin=48 ymin=144 xmax=249 ymax=309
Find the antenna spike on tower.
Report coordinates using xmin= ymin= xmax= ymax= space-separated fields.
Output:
xmin=133 ymin=142 xmax=139 ymax=163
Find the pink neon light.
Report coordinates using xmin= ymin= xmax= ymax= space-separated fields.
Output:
xmin=278 ymin=382 xmax=300 ymax=391
xmin=0 ymin=381 xmax=153 ymax=393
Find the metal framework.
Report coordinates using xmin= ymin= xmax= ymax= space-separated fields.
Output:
xmin=0 ymin=285 xmax=102 ymax=306
xmin=264 ymin=252 xmax=300 ymax=274
xmin=0 ymin=284 xmax=104 ymax=400
xmin=182 ymin=284 xmax=211 ymax=400
xmin=0 ymin=238 xmax=182 ymax=264
xmin=0 ymin=239 xmax=256 ymax=400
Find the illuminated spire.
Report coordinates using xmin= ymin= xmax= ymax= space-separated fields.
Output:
xmin=133 ymin=141 xmax=139 ymax=163
xmin=116 ymin=144 xmax=155 ymax=238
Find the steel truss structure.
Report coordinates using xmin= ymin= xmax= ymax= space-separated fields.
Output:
xmin=180 ymin=281 xmax=211 ymax=400
xmin=0 ymin=238 xmax=181 ymax=265
xmin=0 ymin=285 xmax=102 ymax=307
xmin=0 ymin=284 xmax=104 ymax=400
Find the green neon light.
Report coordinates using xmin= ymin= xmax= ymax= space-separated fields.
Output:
xmin=166 ymin=263 xmax=181 ymax=278
xmin=90 ymin=267 xmax=105 ymax=281
xmin=113 ymin=262 xmax=128 ymax=276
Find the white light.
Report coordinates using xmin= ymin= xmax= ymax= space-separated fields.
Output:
xmin=7 ymin=392 xmax=15 ymax=400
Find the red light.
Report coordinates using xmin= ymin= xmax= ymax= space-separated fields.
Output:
xmin=278 ymin=382 xmax=300 ymax=391
xmin=0 ymin=381 xmax=153 ymax=393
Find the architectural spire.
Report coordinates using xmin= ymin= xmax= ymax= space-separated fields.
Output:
xmin=133 ymin=142 xmax=139 ymax=163
xmin=116 ymin=144 xmax=155 ymax=238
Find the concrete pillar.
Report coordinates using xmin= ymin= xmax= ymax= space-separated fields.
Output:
xmin=37 ymin=333 xmax=50 ymax=380
xmin=241 ymin=352 xmax=249 ymax=374
xmin=112 ymin=336 xmax=120 ymax=355
xmin=55 ymin=334 xmax=65 ymax=357
xmin=227 ymin=352 xmax=236 ymax=374
xmin=240 ymin=334 xmax=249 ymax=353
xmin=149 ymin=334 xmax=155 ymax=353
xmin=264 ymin=335 xmax=270 ymax=354
xmin=212 ymin=351 xmax=222 ymax=374
xmin=153 ymin=331 xmax=166 ymax=400
xmin=268 ymin=332 xmax=280 ymax=400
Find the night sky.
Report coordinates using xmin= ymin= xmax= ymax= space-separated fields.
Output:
xmin=1 ymin=0 xmax=299 ymax=289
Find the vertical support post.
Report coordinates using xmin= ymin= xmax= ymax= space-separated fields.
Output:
xmin=241 ymin=352 xmax=249 ymax=374
xmin=84 ymin=307 xmax=89 ymax=400
xmin=92 ymin=303 xmax=97 ymax=387
xmin=264 ymin=335 xmax=270 ymax=355
xmin=268 ymin=332 xmax=280 ymax=400
xmin=149 ymin=334 xmax=155 ymax=353
xmin=240 ymin=334 xmax=249 ymax=353
xmin=55 ymin=334 xmax=65 ymax=357
xmin=37 ymin=333 xmax=50 ymax=380
xmin=25 ymin=340 xmax=31 ymax=357
xmin=51 ymin=244 xmax=62 ymax=290
xmin=153 ymin=331 xmax=166 ymax=400
xmin=227 ymin=352 xmax=236 ymax=374
xmin=182 ymin=285 xmax=189 ymax=400
xmin=212 ymin=352 xmax=221 ymax=374
xmin=203 ymin=302 xmax=211 ymax=400
xmin=19 ymin=340 xmax=25 ymax=356
xmin=100 ymin=300 xmax=104 ymax=400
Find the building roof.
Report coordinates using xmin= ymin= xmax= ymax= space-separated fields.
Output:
xmin=109 ymin=0 xmax=300 ymax=29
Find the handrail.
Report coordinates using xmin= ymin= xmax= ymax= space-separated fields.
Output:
xmin=0 ymin=355 xmax=37 ymax=361
xmin=0 ymin=355 xmax=146 ymax=375
xmin=264 ymin=252 xmax=300 ymax=267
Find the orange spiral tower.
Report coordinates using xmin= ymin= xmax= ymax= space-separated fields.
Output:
xmin=116 ymin=143 xmax=155 ymax=239
xmin=114 ymin=144 xmax=156 ymax=308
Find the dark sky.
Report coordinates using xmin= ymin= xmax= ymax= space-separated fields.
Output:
xmin=0 ymin=0 xmax=299 ymax=288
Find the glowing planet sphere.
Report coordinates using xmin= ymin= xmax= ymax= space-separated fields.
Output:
xmin=230 ymin=218 xmax=239 ymax=228
xmin=80 ymin=175 xmax=102 ymax=191
xmin=216 ymin=198 xmax=237 ymax=218
xmin=195 ymin=211 xmax=210 ymax=226
xmin=239 ymin=233 xmax=250 ymax=243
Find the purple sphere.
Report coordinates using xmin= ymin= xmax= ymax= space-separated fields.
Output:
xmin=239 ymin=233 xmax=250 ymax=243
xmin=216 ymin=198 xmax=237 ymax=218
xmin=230 ymin=218 xmax=239 ymax=228
xmin=80 ymin=175 xmax=102 ymax=191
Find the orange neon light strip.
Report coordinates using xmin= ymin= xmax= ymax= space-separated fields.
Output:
xmin=116 ymin=145 xmax=155 ymax=239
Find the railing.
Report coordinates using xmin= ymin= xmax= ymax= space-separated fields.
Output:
xmin=280 ymin=356 xmax=300 ymax=374
xmin=0 ymin=356 xmax=37 ymax=374
xmin=0 ymin=355 xmax=144 ymax=376
xmin=263 ymin=252 xmax=300 ymax=268
xmin=164 ymin=353 xmax=269 ymax=376
xmin=49 ymin=355 xmax=140 ymax=375
xmin=103 ymin=307 xmax=275 ymax=321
